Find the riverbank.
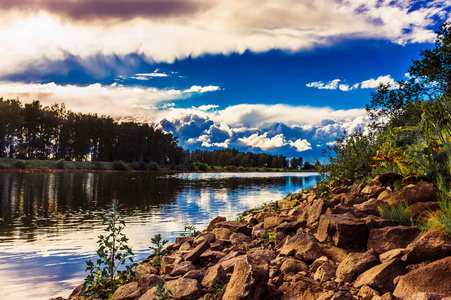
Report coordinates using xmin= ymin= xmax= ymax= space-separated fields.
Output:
xmin=0 ymin=158 xmax=314 ymax=173
xmin=64 ymin=172 xmax=451 ymax=300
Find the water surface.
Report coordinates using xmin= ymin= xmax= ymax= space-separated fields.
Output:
xmin=0 ymin=171 xmax=319 ymax=299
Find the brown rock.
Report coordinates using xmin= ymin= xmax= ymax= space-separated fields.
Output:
xmin=264 ymin=215 xmax=295 ymax=229
xmin=363 ymin=215 xmax=398 ymax=232
xmin=393 ymin=256 xmax=451 ymax=300
xmin=170 ymin=261 xmax=196 ymax=276
xmin=229 ymin=232 xmax=252 ymax=247
xmin=222 ymin=254 xmax=269 ymax=300
xmin=409 ymin=202 xmax=441 ymax=222
xmin=206 ymin=216 xmax=227 ymax=231
xmin=329 ymin=203 xmax=368 ymax=218
xmin=279 ymin=274 xmax=323 ymax=300
xmin=336 ymin=249 xmax=379 ymax=282
xmin=135 ymin=264 xmax=158 ymax=277
xmin=410 ymin=293 xmax=451 ymax=300
xmin=316 ymin=213 xmax=367 ymax=250
xmin=379 ymin=248 xmax=408 ymax=264
xmin=279 ymin=231 xmax=322 ymax=262
xmin=173 ymin=237 xmax=195 ymax=248
xmin=111 ymin=282 xmax=141 ymax=300
xmin=318 ymin=244 xmax=352 ymax=264
xmin=314 ymin=260 xmax=336 ymax=282
xmin=160 ymin=256 xmax=176 ymax=275
xmin=403 ymin=226 xmax=451 ymax=264
xmin=138 ymin=274 xmax=164 ymax=294
xmin=274 ymin=221 xmax=303 ymax=235
xmin=165 ymin=277 xmax=201 ymax=300
xmin=183 ymin=240 xmax=210 ymax=263
xmin=358 ymin=285 xmax=380 ymax=300
xmin=280 ymin=258 xmax=309 ymax=274
xmin=307 ymin=199 xmax=332 ymax=227
xmin=399 ymin=182 xmax=439 ymax=206
xmin=354 ymin=258 xmax=407 ymax=294
xmin=367 ymin=225 xmax=421 ymax=255
xmin=214 ymin=221 xmax=252 ymax=236
xmin=212 ymin=227 xmax=234 ymax=240
xmin=193 ymin=232 xmax=215 ymax=247
xmin=182 ymin=269 xmax=207 ymax=282
xmin=199 ymin=250 xmax=227 ymax=264
xmin=377 ymin=190 xmax=392 ymax=200
xmin=201 ymin=264 xmax=228 ymax=291
xmin=355 ymin=198 xmax=386 ymax=216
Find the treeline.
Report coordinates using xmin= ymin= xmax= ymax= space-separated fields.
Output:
xmin=0 ymin=99 xmax=185 ymax=165
xmin=188 ymin=149 xmax=312 ymax=170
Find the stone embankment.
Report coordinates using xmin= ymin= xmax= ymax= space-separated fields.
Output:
xmin=67 ymin=172 xmax=451 ymax=300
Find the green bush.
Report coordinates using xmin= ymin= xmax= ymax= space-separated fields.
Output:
xmin=14 ymin=160 xmax=27 ymax=169
xmin=56 ymin=159 xmax=65 ymax=170
xmin=378 ymin=202 xmax=414 ymax=226
xmin=148 ymin=161 xmax=160 ymax=171
xmin=112 ymin=160 xmax=128 ymax=171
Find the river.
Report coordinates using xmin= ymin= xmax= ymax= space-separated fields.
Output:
xmin=0 ymin=171 xmax=319 ymax=300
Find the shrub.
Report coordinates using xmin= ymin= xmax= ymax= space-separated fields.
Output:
xmin=198 ymin=163 xmax=207 ymax=171
xmin=56 ymin=159 xmax=65 ymax=170
xmin=129 ymin=161 xmax=141 ymax=170
xmin=148 ymin=161 xmax=160 ymax=171
xmin=81 ymin=200 xmax=135 ymax=298
xmin=112 ymin=160 xmax=127 ymax=171
xmin=149 ymin=234 xmax=168 ymax=267
xmin=14 ymin=160 xmax=27 ymax=169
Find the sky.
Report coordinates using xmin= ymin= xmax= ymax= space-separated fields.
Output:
xmin=0 ymin=0 xmax=450 ymax=162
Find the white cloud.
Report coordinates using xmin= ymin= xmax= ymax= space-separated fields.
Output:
xmin=0 ymin=81 xmax=220 ymax=118
xmin=238 ymin=132 xmax=312 ymax=152
xmin=0 ymin=0 xmax=449 ymax=75
xmin=289 ymin=139 xmax=312 ymax=152
xmin=307 ymin=74 xmax=398 ymax=91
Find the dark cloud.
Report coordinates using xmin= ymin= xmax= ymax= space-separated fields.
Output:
xmin=0 ymin=0 xmax=207 ymax=21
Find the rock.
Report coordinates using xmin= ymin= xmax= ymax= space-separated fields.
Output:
xmin=318 ymin=244 xmax=352 ymax=264
xmin=314 ymin=260 xmax=336 ymax=282
xmin=201 ymin=264 xmax=228 ymax=291
xmin=279 ymin=231 xmax=322 ymax=262
xmin=206 ymin=216 xmax=227 ymax=231
xmin=170 ymin=261 xmax=196 ymax=276
xmin=410 ymin=293 xmax=451 ymax=300
xmin=379 ymin=248 xmax=408 ymax=264
xmin=316 ymin=213 xmax=367 ymax=250
xmin=135 ymin=264 xmax=158 ymax=277
xmin=222 ymin=254 xmax=269 ymax=300
xmin=193 ymin=232 xmax=215 ymax=247
xmin=336 ymin=249 xmax=379 ymax=282
xmin=402 ymin=226 xmax=451 ymax=264
xmin=214 ymin=221 xmax=252 ymax=236
xmin=409 ymin=202 xmax=441 ymax=222
xmin=367 ymin=225 xmax=421 ymax=255
xmin=173 ymin=237 xmax=195 ymax=248
xmin=358 ymin=285 xmax=380 ymax=300
xmin=329 ymin=203 xmax=368 ymax=218
xmin=165 ymin=277 xmax=201 ymax=300
xmin=263 ymin=215 xmax=295 ymax=229
xmin=160 ymin=256 xmax=176 ymax=274
xmin=399 ymin=182 xmax=439 ymax=206
xmin=183 ymin=240 xmax=210 ymax=263
xmin=377 ymin=190 xmax=392 ymax=200
xmin=280 ymin=258 xmax=309 ymax=274
xmin=307 ymin=199 xmax=332 ymax=227
xmin=212 ymin=227 xmax=234 ymax=239
xmin=248 ymin=249 xmax=276 ymax=263
xmin=182 ymin=269 xmax=206 ymax=281
xmin=354 ymin=258 xmax=407 ymax=294
xmin=355 ymin=198 xmax=386 ymax=216
xmin=274 ymin=221 xmax=303 ymax=235
xmin=111 ymin=282 xmax=141 ymax=300
xmin=330 ymin=291 xmax=354 ymax=300
xmin=229 ymin=232 xmax=252 ymax=247
xmin=138 ymin=274 xmax=163 ymax=294
xmin=309 ymin=256 xmax=330 ymax=273
xmin=199 ymin=250 xmax=226 ymax=264
xmin=393 ymin=256 xmax=451 ymax=300
xmin=179 ymin=241 xmax=191 ymax=251
xmin=361 ymin=184 xmax=386 ymax=199
xmin=279 ymin=274 xmax=323 ymax=299
xmin=363 ymin=215 xmax=398 ymax=232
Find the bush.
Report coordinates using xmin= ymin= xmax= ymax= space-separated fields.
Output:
xmin=14 ymin=160 xmax=27 ymax=169
xmin=198 ymin=163 xmax=207 ymax=171
xmin=56 ymin=159 xmax=65 ymax=170
xmin=148 ymin=161 xmax=160 ymax=171
xmin=112 ymin=160 xmax=127 ymax=171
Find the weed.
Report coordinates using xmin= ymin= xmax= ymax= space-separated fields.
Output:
xmin=378 ymin=201 xmax=414 ymax=226
xmin=153 ymin=280 xmax=176 ymax=300
xmin=180 ymin=225 xmax=200 ymax=237
xmin=150 ymin=234 xmax=169 ymax=267
xmin=81 ymin=200 xmax=135 ymax=298
xmin=213 ymin=279 xmax=226 ymax=295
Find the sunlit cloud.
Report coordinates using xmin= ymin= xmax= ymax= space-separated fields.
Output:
xmin=0 ymin=0 xmax=449 ymax=76
xmin=306 ymin=74 xmax=398 ymax=91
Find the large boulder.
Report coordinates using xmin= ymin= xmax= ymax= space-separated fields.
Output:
xmin=394 ymin=256 xmax=451 ymax=300
xmin=335 ymin=249 xmax=379 ymax=282
xmin=306 ymin=199 xmax=332 ymax=227
xmin=222 ymin=254 xmax=269 ymax=300
xmin=213 ymin=221 xmax=252 ymax=236
xmin=170 ymin=261 xmax=196 ymax=276
xmin=183 ymin=240 xmax=210 ymax=263
xmin=367 ymin=225 xmax=421 ymax=255
xmin=402 ymin=226 xmax=451 ymax=264
xmin=111 ymin=282 xmax=141 ymax=300
xmin=165 ymin=277 xmax=202 ymax=300
xmin=201 ymin=264 xmax=228 ymax=292
xmin=280 ymin=258 xmax=309 ymax=274
xmin=354 ymin=258 xmax=407 ymax=294
xmin=316 ymin=213 xmax=367 ymax=250
xmin=388 ymin=182 xmax=439 ymax=206
xmin=279 ymin=231 xmax=323 ymax=262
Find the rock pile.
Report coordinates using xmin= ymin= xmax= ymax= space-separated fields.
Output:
xmin=67 ymin=173 xmax=451 ymax=300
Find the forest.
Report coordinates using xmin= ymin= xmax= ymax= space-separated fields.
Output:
xmin=0 ymin=99 xmax=308 ymax=170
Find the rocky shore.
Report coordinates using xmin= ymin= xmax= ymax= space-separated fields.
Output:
xmin=65 ymin=172 xmax=451 ymax=300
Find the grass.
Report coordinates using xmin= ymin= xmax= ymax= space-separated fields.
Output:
xmin=378 ymin=201 xmax=414 ymax=226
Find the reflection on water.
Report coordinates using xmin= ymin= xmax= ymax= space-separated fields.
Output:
xmin=0 ymin=171 xmax=319 ymax=300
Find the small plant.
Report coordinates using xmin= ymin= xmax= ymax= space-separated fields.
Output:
xmin=213 ymin=279 xmax=226 ymax=295
xmin=256 ymin=232 xmax=276 ymax=248
xmin=180 ymin=225 xmax=200 ymax=237
xmin=153 ymin=280 xmax=176 ymax=300
xmin=81 ymin=200 xmax=135 ymax=298
xmin=378 ymin=201 xmax=414 ymax=226
xmin=150 ymin=234 xmax=169 ymax=267
xmin=235 ymin=212 xmax=245 ymax=221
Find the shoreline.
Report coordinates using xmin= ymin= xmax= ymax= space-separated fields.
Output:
xmin=64 ymin=172 xmax=451 ymax=300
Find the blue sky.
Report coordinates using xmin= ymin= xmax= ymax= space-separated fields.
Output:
xmin=0 ymin=0 xmax=450 ymax=162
